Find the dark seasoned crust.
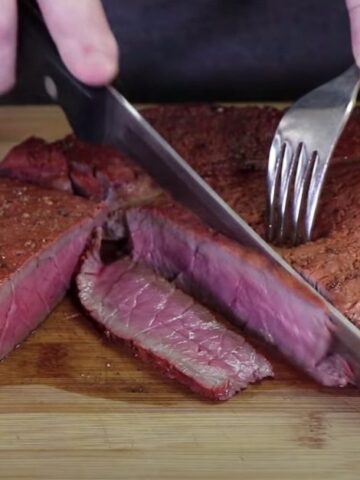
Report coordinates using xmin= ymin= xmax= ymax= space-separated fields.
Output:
xmin=0 ymin=178 xmax=105 ymax=285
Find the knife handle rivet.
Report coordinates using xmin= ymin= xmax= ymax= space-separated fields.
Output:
xmin=44 ymin=76 xmax=58 ymax=100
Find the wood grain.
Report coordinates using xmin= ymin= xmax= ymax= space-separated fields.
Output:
xmin=0 ymin=106 xmax=359 ymax=480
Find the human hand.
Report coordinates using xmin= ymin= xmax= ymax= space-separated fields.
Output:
xmin=346 ymin=0 xmax=360 ymax=65
xmin=0 ymin=0 xmax=119 ymax=94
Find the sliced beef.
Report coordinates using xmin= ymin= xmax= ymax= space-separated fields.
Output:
xmin=3 ymin=105 xmax=360 ymax=387
xmin=0 ymin=178 xmax=105 ymax=359
xmin=126 ymin=202 xmax=353 ymax=387
xmin=77 ymin=231 xmax=273 ymax=400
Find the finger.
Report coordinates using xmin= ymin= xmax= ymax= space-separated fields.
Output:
xmin=0 ymin=0 xmax=17 ymax=94
xmin=346 ymin=0 xmax=360 ymax=65
xmin=37 ymin=0 xmax=119 ymax=86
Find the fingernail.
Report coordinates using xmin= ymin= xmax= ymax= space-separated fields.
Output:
xmin=0 ymin=73 xmax=15 ymax=95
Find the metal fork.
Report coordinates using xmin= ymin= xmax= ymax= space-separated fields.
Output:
xmin=266 ymin=64 xmax=360 ymax=245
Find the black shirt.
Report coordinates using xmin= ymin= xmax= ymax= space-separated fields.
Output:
xmin=3 ymin=0 xmax=354 ymax=104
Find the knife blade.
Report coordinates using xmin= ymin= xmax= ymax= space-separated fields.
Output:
xmin=18 ymin=0 xmax=360 ymax=383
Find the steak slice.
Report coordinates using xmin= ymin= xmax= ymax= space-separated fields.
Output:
xmin=126 ymin=202 xmax=353 ymax=387
xmin=77 ymin=231 xmax=273 ymax=400
xmin=0 ymin=178 xmax=105 ymax=359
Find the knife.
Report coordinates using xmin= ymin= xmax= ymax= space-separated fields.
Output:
xmin=18 ymin=0 xmax=360 ymax=384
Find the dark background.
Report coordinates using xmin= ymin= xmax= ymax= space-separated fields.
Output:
xmin=1 ymin=0 xmax=354 ymax=104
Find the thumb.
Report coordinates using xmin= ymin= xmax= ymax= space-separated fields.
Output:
xmin=346 ymin=0 xmax=360 ymax=65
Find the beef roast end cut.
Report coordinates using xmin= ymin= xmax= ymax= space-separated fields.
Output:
xmin=0 ymin=178 xmax=105 ymax=359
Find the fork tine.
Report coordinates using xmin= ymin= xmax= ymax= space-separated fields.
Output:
xmin=291 ymin=144 xmax=315 ymax=244
xmin=304 ymin=152 xmax=325 ymax=241
xmin=266 ymin=134 xmax=282 ymax=242
xmin=277 ymin=142 xmax=295 ymax=244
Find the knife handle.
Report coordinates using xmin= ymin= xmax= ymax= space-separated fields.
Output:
xmin=17 ymin=0 xmax=103 ymax=138
xmin=18 ymin=1 xmax=83 ymax=93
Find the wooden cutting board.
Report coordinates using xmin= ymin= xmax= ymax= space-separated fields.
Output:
xmin=0 ymin=106 xmax=359 ymax=480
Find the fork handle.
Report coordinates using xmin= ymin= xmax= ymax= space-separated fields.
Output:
xmin=334 ymin=63 xmax=360 ymax=101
